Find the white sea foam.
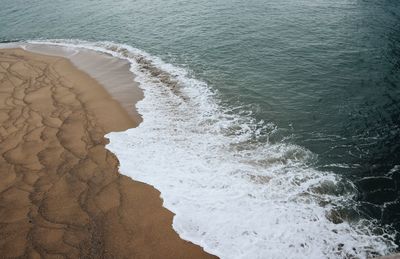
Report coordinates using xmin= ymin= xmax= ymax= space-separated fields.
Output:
xmin=23 ymin=39 xmax=398 ymax=258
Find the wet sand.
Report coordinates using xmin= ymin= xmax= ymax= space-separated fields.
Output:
xmin=0 ymin=48 xmax=216 ymax=258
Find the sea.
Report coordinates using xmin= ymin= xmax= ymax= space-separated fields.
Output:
xmin=1 ymin=0 xmax=400 ymax=258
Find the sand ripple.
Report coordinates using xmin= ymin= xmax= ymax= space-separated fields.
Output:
xmin=0 ymin=49 xmax=215 ymax=258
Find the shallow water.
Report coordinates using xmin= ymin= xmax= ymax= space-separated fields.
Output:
xmin=1 ymin=0 xmax=400 ymax=258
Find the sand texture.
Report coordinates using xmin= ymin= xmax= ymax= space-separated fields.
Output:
xmin=0 ymin=49 xmax=216 ymax=259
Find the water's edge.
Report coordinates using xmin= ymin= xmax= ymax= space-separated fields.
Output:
xmin=4 ymin=39 xmax=397 ymax=259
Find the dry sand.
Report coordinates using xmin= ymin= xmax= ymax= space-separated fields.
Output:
xmin=0 ymin=48 xmax=216 ymax=258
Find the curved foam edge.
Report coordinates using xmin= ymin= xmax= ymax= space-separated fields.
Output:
xmin=8 ymin=39 xmax=398 ymax=259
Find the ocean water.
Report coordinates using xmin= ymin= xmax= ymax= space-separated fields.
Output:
xmin=1 ymin=0 xmax=400 ymax=258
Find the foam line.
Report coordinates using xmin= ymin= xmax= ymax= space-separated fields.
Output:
xmin=18 ymin=39 xmax=399 ymax=258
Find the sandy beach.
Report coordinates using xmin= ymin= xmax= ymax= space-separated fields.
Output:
xmin=0 ymin=48 xmax=216 ymax=258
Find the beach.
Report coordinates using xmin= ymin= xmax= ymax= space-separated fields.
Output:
xmin=2 ymin=0 xmax=400 ymax=257
xmin=0 ymin=48 xmax=216 ymax=258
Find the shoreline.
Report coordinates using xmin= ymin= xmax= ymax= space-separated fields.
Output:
xmin=0 ymin=41 xmax=396 ymax=258
xmin=0 ymin=47 xmax=216 ymax=258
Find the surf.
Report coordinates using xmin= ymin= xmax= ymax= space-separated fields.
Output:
xmin=14 ymin=39 xmax=398 ymax=258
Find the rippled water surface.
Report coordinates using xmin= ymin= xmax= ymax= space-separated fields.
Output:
xmin=1 ymin=0 xmax=400 ymax=257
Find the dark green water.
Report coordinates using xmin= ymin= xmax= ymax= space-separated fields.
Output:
xmin=1 ymin=0 xmax=400 ymax=253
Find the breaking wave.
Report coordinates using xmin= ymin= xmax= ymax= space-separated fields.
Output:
xmin=20 ymin=39 xmax=399 ymax=258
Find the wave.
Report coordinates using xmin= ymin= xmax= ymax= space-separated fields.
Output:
xmin=17 ymin=39 xmax=399 ymax=258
